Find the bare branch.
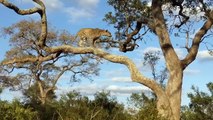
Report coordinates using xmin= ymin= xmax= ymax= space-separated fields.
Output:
xmin=49 ymin=61 xmax=86 ymax=90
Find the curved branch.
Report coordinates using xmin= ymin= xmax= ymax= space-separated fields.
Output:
xmin=0 ymin=0 xmax=41 ymax=15
xmin=120 ymin=20 xmax=142 ymax=52
xmin=181 ymin=18 xmax=213 ymax=69
xmin=33 ymin=0 xmax=48 ymax=48
xmin=0 ymin=0 xmax=47 ymax=48
xmin=45 ymin=46 xmax=165 ymax=96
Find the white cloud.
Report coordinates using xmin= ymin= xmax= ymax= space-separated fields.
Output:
xmin=21 ymin=0 xmax=63 ymax=11
xmin=143 ymin=47 xmax=185 ymax=60
xmin=142 ymin=47 xmax=164 ymax=61
xmin=197 ymin=50 xmax=213 ymax=62
xmin=106 ymin=85 xmax=149 ymax=94
xmin=174 ymin=48 xmax=185 ymax=59
xmin=76 ymin=0 xmax=99 ymax=10
xmin=56 ymin=83 xmax=103 ymax=96
xmin=21 ymin=0 xmax=100 ymax=22
xmin=143 ymin=48 xmax=213 ymax=62
xmin=104 ymin=67 xmax=129 ymax=78
xmin=0 ymin=89 xmax=23 ymax=101
xmin=65 ymin=0 xmax=100 ymax=22
xmin=56 ymin=83 xmax=149 ymax=96
xmin=143 ymin=47 xmax=161 ymax=54
xmin=184 ymin=69 xmax=200 ymax=75
xmin=64 ymin=7 xmax=95 ymax=22
xmin=111 ymin=77 xmax=132 ymax=82
xmin=42 ymin=0 xmax=64 ymax=10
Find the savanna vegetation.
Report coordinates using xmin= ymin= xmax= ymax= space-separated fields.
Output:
xmin=0 ymin=0 xmax=213 ymax=119
xmin=0 ymin=82 xmax=213 ymax=120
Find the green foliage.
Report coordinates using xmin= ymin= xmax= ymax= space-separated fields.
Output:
xmin=104 ymin=0 xmax=151 ymax=39
xmin=1 ymin=83 xmax=212 ymax=120
xmin=56 ymin=91 xmax=90 ymax=120
xmin=181 ymin=82 xmax=213 ymax=120
xmin=35 ymin=102 xmax=59 ymax=120
xmin=56 ymin=91 xmax=129 ymax=120
xmin=23 ymin=82 xmax=56 ymax=105
xmin=91 ymin=91 xmax=128 ymax=120
xmin=104 ymin=0 xmax=213 ymax=52
xmin=128 ymin=92 xmax=165 ymax=120
xmin=105 ymin=0 xmax=151 ymax=24
xmin=22 ymin=83 xmax=58 ymax=120
xmin=0 ymin=99 xmax=38 ymax=120
xmin=0 ymin=87 xmax=2 ymax=94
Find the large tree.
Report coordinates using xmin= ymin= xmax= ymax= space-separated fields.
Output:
xmin=0 ymin=0 xmax=213 ymax=119
xmin=0 ymin=19 xmax=99 ymax=104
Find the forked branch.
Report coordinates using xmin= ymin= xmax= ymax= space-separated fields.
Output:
xmin=0 ymin=0 xmax=47 ymax=48
xmin=181 ymin=15 xmax=213 ymax=69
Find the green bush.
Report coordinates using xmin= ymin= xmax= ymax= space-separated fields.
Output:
xmin=0 ymin=99 xmax=38 ymax=120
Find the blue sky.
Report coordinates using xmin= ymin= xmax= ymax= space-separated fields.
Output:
xmin=0 ymin=0 xmax=213 ymax=105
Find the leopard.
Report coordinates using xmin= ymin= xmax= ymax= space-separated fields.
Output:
xmin=75 ymin=28 xmax=112 ymax=47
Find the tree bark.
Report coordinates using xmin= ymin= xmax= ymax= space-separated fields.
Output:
xmin=151 ymin=1 xmax=184 ymax=119
xmin=37 ymin=80 xmax=47 ymax=105
xmin=155 ymin=70 xmax=183 ymax=120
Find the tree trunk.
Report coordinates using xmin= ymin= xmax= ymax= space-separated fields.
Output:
xmin=40 ymin=95 xmax=46 ymax=105
xmin=156 ymin=94 xmax=173 ymax=119
xmin=151 ymin=1 xmax=184 ymax=118
xmin=37 ymin=80 xmax=47 ymax=105
xmin=156 ymin=70 xmax=183 ymax=120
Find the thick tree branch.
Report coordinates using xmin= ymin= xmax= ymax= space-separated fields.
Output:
xmin=0 ymin=0 xmax=41 ymax=15
xmin=5 ymin=44 xmax=164 ymax=103
xmin=45 ymin=46 xmax=164 ymax=96
xmin=1 ymin=53 xmax=60 ymax=66
xmin=120 ymin=20 xmax=142 ymax=52
xmin=32 ymin=0 xmax=47 ymax=48
xmin=151 ymin=1 xmax=183 ymax=119
xmin=0 ymin=0 xmax=47 ymax=48
xmin=181 ymin=17 xmax=213 ymax=69
xmin=151 ymin=0 xmax=181 ymax=71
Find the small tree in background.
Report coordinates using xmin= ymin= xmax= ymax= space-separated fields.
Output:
xmin=181 ymin=82 xmax=213 ymax=120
